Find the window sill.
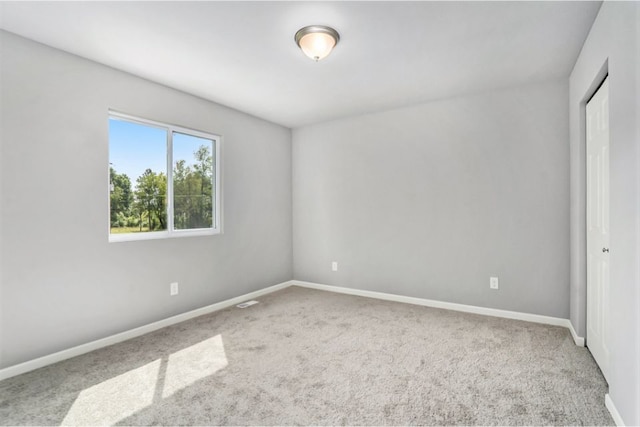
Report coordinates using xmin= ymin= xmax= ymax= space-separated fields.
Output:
xmin=109 ymin=228 xmax=220 ymax=243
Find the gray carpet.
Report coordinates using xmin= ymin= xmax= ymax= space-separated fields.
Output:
xmin=0 ymin=286 xmax=613 ymax=426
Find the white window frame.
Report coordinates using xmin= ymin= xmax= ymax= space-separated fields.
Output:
xmin=108 ymin=111 xmax=222 ymax=242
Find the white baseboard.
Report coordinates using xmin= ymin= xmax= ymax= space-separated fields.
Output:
xmin=567 ymin=320 xmax=585 ymax=347
xmin=292 ymin=280 xmax=575 ymax=330
xmin=605 ymin=393 xmax=625 ymax=426
xmin=0 ymin=278 xmax=584 ymax=382
xmin=0 ymin=280 xmax=294 ymax=382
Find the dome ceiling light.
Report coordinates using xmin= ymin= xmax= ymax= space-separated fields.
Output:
xmin=294 ymin=25 xmax=340 ymax=62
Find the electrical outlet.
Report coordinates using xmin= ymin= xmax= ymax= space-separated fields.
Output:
xmin=490 ymin=277 xmax=499 ymax=290
xmin=331 ymin=261 xmax=338 ymax=271
xmin=170 ymin=282 xmax=179 ymax=296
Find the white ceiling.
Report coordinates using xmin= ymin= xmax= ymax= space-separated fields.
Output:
xmin=0 ymin=1 xmax=601 ymax=128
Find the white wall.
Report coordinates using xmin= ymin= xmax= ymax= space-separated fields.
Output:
xmin=569 ymin=2 xmax=640 ymax=425
xmin=0 ymin=31 xmax=293 ymax=368
xmin=293 ymin=80 xmax=570 ymax=318
xmin=637 ymin=5 xmax=640 ymax=420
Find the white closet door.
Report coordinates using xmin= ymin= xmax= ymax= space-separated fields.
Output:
xmin=586 ymin=77 xmax=610 ymax=381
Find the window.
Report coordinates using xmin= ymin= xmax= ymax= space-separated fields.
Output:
xmin=109 ymin=112 xmax=220 ymax=242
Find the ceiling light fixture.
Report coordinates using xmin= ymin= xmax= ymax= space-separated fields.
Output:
xmin=294 ymin=25 xmax=340 ymax=62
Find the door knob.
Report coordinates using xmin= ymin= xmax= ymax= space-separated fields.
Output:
xmin=602 ymin=248 xmax=609 ymax=253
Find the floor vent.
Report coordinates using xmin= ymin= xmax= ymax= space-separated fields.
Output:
xmin=236 ymin=300 xmax=259 ymax=309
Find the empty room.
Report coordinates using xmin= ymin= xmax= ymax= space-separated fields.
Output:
xmin=0 ymin=1 xmax=639 ymax=426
